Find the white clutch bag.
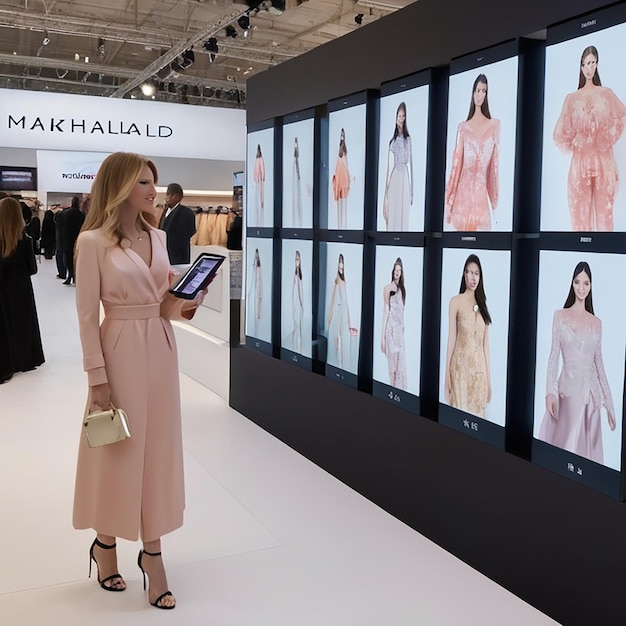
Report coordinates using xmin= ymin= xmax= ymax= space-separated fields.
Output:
xmin=83 ymin=406 xmax=131 ymax=448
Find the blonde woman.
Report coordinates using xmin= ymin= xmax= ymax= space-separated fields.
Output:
xmin=73 ymin=152 xmax=206 ymax=610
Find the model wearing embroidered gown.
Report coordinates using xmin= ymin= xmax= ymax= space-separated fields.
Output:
xmin=250 ymin=249 xmax=263 ymax=336
xmin=538 ymin=262 xmax=616 ymax=463
xmin=380 ymin=258 xmax=407 ymax=390
xmin=291 ymin=251 xmax=304 ymax=353
xmin=332 ymin=129 xmax=350 ymax=229
xmin=553 ymin=46 xmax=626 ymax=231
xmin=292 ymin=138 xmax=303 ymax=227
xmin=383 ymin=103 xmax=413 ymax=231
xmin=445 ymin=74 xmax=500 ymax=231
xmin=327 ymin=253 xmax=356 ymax=370
xmin=253 ymin=144 xmax=265 ymax=226
xmin=444 ymin=254 xmax=492 ymax=417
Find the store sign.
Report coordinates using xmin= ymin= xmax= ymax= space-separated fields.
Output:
xmin=0 ymin=89 xmax=245 ymax=160
xmin=36 ymin=151 xmax=108 ymax=194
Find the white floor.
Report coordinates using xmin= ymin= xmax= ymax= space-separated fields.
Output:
xmin=0 ymin=257 xmax=560 ymax=626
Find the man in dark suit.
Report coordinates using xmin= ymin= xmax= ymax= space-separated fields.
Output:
xmin=60 ymin=195 xmax=85 ymax=285
xmin=159 ymin=183 xmax=196 ymax=265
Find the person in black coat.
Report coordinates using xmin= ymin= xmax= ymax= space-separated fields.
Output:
xmin=61 ymin=195 xmax=85 ymax=284
xmin=22 ymin=202 xmax=41 ymax=255
xmin=0 ymin=197 xmax=45 ymax=383
xmin=54 ymin=205 xmax=68 ymax=279
xmin=41 ymin=208 xmax=56 ymax=258
xmin=159 ymin=183 xmax=196 ymax=264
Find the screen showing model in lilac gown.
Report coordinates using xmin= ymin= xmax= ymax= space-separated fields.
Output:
xmin=533 ymin=250 xmax=626 ymax=470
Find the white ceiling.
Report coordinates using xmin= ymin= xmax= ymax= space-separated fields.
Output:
xmin=0 ymin=0 xmax=415 ymax=108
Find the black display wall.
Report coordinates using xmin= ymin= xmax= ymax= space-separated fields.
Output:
xmin=234 ymin=1 xmax=626 ymax=625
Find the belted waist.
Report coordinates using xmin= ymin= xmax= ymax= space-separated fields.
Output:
xmin=104 ymin=303 xmax=161 ymax=320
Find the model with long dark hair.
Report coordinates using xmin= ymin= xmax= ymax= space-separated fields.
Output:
xmin=539 ymin=261 xmax=615 ymax=462
xmin=332 ymin=129 xmax=350 ymax=229
xmin=291 ymin=250 xmax=304 ymax=352
xmin=444 ymin=254 xmax=492 ymax=417
xmin=445 ymin=74 xmax=500 ymax=231
xmin=553 ymin=46 xmax=626 ymax=231
xmin=327 ymin=253 xmax=357 ymax=369
xmin=253 ymin=143 xmax=266 ymax=225
xmin=380 ymin=257 xmax=407 ymax=389
xmin=382 ymin=103 xmax=413 ymax=231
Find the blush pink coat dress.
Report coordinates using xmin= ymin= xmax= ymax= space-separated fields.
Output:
xmin=445 ymin=119 xmax=500 ymax=231
xmin=553 ymin=86 xmax=626 ymax=231
xmin=538 ymin=308 xmax=614 ymax=464
xmin=73 ymin=227 xmax=191 ymax=542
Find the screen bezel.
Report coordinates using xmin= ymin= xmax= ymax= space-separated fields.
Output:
xmin=169 ymin=252 xmax=226 ymax=300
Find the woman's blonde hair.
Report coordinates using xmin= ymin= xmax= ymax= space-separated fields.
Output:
xmin=0 ymin=197 xmax=25 ymax=259
xmin=81 ymin=152 xmax=158 ymax=243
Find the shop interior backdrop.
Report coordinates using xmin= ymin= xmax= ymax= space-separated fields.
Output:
xmin=372 ymin=245 xmax=423 ymax=396
xmin=438 ymin=247 xmax=511 ymax=426
xmin=326 ymin=105 xmax=367 ymax=230
xmin=281 ymin=239 xmax=313 ymax=359
xmin=444 ymin=56 xmax=519 ymax=232
xmin=376 ymin=85 xmax=430 ymax=232
xmin=282 ymin=118 xmax=314 ymax=229
xmin=533 ymin=249 xmax=626 ymax=471
xmin=541 ymin=22 xmax=626 ymax=232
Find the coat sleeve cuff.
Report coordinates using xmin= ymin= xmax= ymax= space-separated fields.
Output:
xmin=87 ymin=367 xmax=108 ymax=387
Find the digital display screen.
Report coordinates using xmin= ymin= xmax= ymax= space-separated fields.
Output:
xmin=372 ymin=245 xmax=423 ymax=396
xmin=326 ymin=104 xmax=367 ymax=230
xmin=171 ymin=255 xmax=223 ymax=297
xmin=245 ymin=237 xmax=273 ymax=344
xmin=444 ymin=55 xmax=519 ymax=232
xmin=282 ymin=118 xmax=314 ymax=229
xmin=376 ymin=85 xmax=429 ymax=232
xmin=246 ymin=127 xmax=274 ymax=228
xmin=438 ymin=247 xmax=511 ymax=426
xmin=533 ymin=250 xmax=626 ymax=472
xmin=0 ymin=167 xmax=37 ymax=191
xmin=541 ymin=20 xmax=626 ymax=232
xmin=280 ymin=239 xmax=313 ymax=359
xmin=320 ymin=242 xmax=363 ymax=375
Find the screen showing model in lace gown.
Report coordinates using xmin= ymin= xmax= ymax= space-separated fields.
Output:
xmin=246 ymin=127 xmax=274 ymax=228
xmin=439 ymin=248 xmax=511 ymax=425
xmin=372 ymin=245 xmax=423 ymax=395
xmin=326 ymin=105 xmax=366 ymax=230
xmin=245 ymin=236 xmax=273 ymax=344
xmin=280 ymin=239 xmax=313 ymax=358
xmin=282 ymin=118 xmax=314 ymax=229
xmin=320 ymin=242 xmax=363 ymax=374
xmin=443 ymin=56 xmax=518 ymax=232
xmin=541 ymin=21 xmax=626 ymax=232
xmin=376 ymin=86 xmax=429 ymax=232
xmin=533 ymin=250 xmax=626 ymax=470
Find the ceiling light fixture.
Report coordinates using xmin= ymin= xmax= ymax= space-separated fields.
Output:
xmin=97 ymin=37 xmax=105 ymax=57
xmin=238 ymin=15 xmax=251 ymax=38
xmin=355 ymin=13 xmax=364 ymax=25
xmin=42 ymin=32 xmax=51 ymax=46
xmin=140 ymin=81 xmax=156 ymax=97
xmin=172 ymin=48 xmax=195 ymax=72
xmin=225 ymin=25 xmax=238 ymax=38
xmin=203 ymin=37 xmax=219 ymax=63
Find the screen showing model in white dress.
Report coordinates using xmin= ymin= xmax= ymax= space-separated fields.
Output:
xmin=245 ymin=236 xmax=273 ymax=343
xmin=376 ymin=86 xmax=429 ymax=231
xmin=280 ymin=239 xmax=313 ymax=358
xmin=282 ymin=118 xmax=314 ymax=229
xmin=321 ymin=242 xmax=363 ymax=373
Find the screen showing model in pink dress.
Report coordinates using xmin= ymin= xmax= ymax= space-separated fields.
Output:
xmin=443 ymin=56 xmax=518 ymax=232
xmin=541 ymin=21 xmax=626 ymax=231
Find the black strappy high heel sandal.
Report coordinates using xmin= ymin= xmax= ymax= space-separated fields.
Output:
xmin=137 ymin=549 xmax=175 ymax=610
xmin=88 ymin=537 xmax=125 ymax=591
